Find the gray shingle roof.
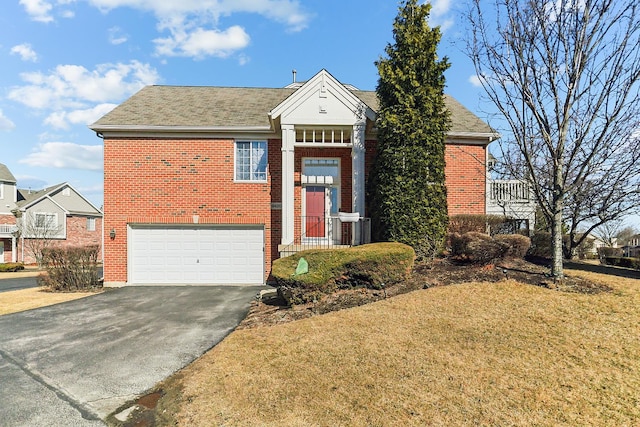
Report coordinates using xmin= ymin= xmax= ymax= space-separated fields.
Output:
xmin=0 ymin=163 xmax=16 ymax=183
xmin=91 ymin=85 xmax=494 ymax=135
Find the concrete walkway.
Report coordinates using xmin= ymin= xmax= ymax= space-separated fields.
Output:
xmin=0 ymin=285 xmax=263 ymax=426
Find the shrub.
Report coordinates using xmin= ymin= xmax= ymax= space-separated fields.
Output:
xmin=449 ymin=232 xmax=507 ymax=264
xmin=271 ymin=242 xmax=415 ymax=305
xmin=528 ymin=231 xmax=552 ymax=258
xmin=602 ymin=256 xmax=640 ymax=269
xmin=597 ymin=246 xmax=623 ymax=258
xmin=449 ymin=232 xmax=530 ymax=264
xmin=37 ymin=245 xmax=102 ymax=291
xmin=494 ymin=234 xmax=531 ymax=258
xmin=448 ymin=214 xmax=522 ymax=235
xmin=0 ymin=262 xmax=25 ymax=272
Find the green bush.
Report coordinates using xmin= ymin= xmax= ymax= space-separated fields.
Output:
xmin=271 ymin=242 xmax=415 ymax=305
xmin=0 ymin=262 xmax=25 ymax=272
xmin=37 ymin=245 xmax=102 ymax=291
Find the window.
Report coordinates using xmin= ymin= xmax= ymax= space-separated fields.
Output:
xmin=87 ymin=217 xmax=96 ymax=231
xmin=35 ymin=213 xmax=57 ymax=229
xmin=235 ymin=141 xmax=267 ymax=181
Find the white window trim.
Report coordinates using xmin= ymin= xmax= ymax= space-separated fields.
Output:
xmin=234 ymin=140 xmax=268 ymax=182
xmin=87 ymin=217 xmax=96 ymax=231
xmin=0 ymin=183 xmax=3 ymax=200
xmin=34 ymin=212 xmax=58 ymax=230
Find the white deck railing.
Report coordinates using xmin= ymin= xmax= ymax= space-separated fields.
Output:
xmin=489 ymin=180 xmax=532 ymax=204
xmin=0 ymin=225 xmax=18 ymax=235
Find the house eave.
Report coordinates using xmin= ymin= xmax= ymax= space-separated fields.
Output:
xmin=446 ymin=131 xmax=500 ymax=145
xmin=91 ymin=125 xmax=277 ymax=139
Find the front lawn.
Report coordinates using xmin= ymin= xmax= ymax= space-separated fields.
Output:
xmin=132 ymin=264 xmax=640 ymax=426
xmin=0 ymin=288 xmax=98 ymax=316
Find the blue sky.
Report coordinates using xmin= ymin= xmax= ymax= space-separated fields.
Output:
xmin=1 ymin=0 xmax=493 ymax=210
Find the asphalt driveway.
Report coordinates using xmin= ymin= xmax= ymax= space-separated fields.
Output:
xmin=0 ymin=275 xmax=39 ymax=293
xmin=0 ymin=285 xmax=263 ymax=426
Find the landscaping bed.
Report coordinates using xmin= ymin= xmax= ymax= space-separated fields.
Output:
xmin=238 ymin=257 xmax=612 ymax=330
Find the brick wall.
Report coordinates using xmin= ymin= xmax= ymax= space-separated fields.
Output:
xmin=103 ymin=137 xmax=488 ymax=284
xmin=445 ymin=143 xmax=487 ymax=215
xmin=17 ymin=215 xmax=103 ymax=265
xmin=103 ymin=138 xmax=273 ymax=284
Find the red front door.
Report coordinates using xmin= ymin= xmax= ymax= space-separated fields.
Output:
xmin=305 ymin=186 xmax=326 ymax=238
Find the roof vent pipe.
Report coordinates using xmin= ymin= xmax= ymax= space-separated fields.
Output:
xmin=292 ymin=69 xmax=297 ymax=83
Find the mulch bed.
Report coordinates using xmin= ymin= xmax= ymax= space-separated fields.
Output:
xmin=237 ymin=257 xmax=613 ymax=330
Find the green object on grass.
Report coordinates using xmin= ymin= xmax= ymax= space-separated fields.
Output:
xmin=294 ymin=257 xmax=309 ymax=276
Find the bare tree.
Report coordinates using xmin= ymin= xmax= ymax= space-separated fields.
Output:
xmin=468 ymin=0 xmax=640 ymax=278
xmin=593 ymin=218 xmax=625 ymax=247
xmin=20 ymin=213 xmax=63 ymax=267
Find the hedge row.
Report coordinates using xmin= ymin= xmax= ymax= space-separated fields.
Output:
xmin=272 ymin=242 xmax=415 ymax=305
xmin=602 ymin=256 xmax=640 ymax=270
xmin=0 ymin=262 xmax=25 ymax=272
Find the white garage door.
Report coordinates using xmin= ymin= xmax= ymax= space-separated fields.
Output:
xmin=129 ymin=225 xmax=264 ymax=285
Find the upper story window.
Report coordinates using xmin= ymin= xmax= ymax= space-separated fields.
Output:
xmin=235 ymin=141 xmax=267 ymax=182
xmin=87 ymin=217 xmax=96 ymax=231
xmin=35 ymin=212 xmax=57 ymax=229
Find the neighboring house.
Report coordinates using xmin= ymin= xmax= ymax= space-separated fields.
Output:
xmin=91 ymin=69 xmax=499 ymax=287
xmin=0 ymin=163 xmax=103 ymax=264
xmin=0 ymin=163 xmax=19 ymax=263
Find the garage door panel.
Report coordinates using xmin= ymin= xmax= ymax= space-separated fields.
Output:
xmin=129 ymin=226 xmax=264 ymax=285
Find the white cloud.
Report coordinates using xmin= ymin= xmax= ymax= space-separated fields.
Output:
xmin=11 ymin=43 xmax=38 ymax=62
xmin=0 ymin=110 xmax=16 ymax=131
xmin=108 ymin=26 xmax=128 ymax=45
xmin=44 ymin=103 xmax=118 ymax=129
xmin=154 ymin=25 xmax=250 ymax=58
xmin=469 ymin=74 xmax=483 ymax=87
xmin=20 ymin=142 xmax=103 ymax=171
xmin=428 ymin=0 xmax=454 ymax=33
xmin=19 ymin=0 xmax=54 ymax=22
xmin=8 ymin=61 xmax=160 ymax=110
xmin=21 ymin=0 xmax=310 ymax=58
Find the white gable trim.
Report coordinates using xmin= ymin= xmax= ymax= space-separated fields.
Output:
xmin=269 ymin=69 xmax=376 ymax=126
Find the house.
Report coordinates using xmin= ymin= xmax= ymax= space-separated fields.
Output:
xmin=0 ymin=163 xmax=103 ymax=264
xmin=91 ymin=69 xmax=499 ymax=287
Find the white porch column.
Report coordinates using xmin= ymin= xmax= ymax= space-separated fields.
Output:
xmin=281 ymin=124 xmax=296 ymax=246
xmin=11 ymin=236 xmax=16 ymax=263
xmin=352 ymin=121 xmax=366 ymax=216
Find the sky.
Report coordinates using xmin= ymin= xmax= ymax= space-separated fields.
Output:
xmin=1 ymin=0 xmax=503 ymax=211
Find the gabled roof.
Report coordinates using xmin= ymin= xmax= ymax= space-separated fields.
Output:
xmin=0 ymin=163 xmax=16 ymax=183
xmin=90 ymin=71 xmax=495 ymax=137
xmin=16 ymin=182 xmax=102 ymax=216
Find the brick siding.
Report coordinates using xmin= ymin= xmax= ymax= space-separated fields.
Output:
xmin=104 ymin=137 xmax=487 ymax=284
xmin=444 ymin=144 xmax=487 ymax=215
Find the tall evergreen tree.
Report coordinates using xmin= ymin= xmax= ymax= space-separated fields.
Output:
xmin=368 ymin=0 xmax=451 ymax=251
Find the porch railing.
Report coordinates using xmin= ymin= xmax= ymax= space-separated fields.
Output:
xmin=489 ymin=180 xmax=532 ymax=205
xmin=279 ymin=215 xmax=371 ymax=257
xmin=0 ymin=225 xmax=18 ymax=236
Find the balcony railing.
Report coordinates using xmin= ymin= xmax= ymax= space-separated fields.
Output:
xmin=489 ymin=180 xmax=532 ymax=205
xmin=0 ymin=225 xmax=18 ymax=236
xmin=279 ymin=215 xmax=371 ymax=257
